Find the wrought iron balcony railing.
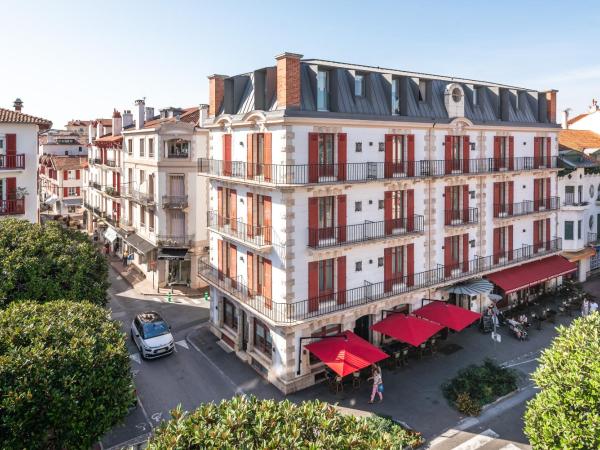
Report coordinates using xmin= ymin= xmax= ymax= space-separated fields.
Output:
xmin=122 ymin=187 xmax=155 ymax=207
xmin=89 ymin=158 xmax=102 ymax=165
xmin=307 ymin=216 xmax=424 ymax=249
xmin=588 ymin=233 xmax=600 ymax=246
xmin=0 ymin=154 xmax=25 ymax=169
xmin=198 ymin=238 xmax=562 ymax=324
xmin=207 ymin=211 xmax=272 ymax=248
xmin=563 ymin=192 xmax=588 ymax=207
xmin=104 ymin=159 xmax=118 ymax=168
xmin=198 ymin=156 xmax=558 ymax=185
xmin=494 ymin=197 xmax=560 ymax=218
xmin=157 ymin=234 xmax=194 ymax=248
xmin=88 ymin=181 xmax=102 ymax=190
xmin=104 ymin=186 xmax=120 ymax=198
xmin=161 ymin=195 xmax=188 ymax=209
xmin=444 ymin=208 xmax=478 ymax=226
xmin=0 ymin=199 xmax=25 ymax=215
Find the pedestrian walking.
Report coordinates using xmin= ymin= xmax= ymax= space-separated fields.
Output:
xmin=122 ymin=249 xmax=129 ymax=267
xmin=582 ymin=298 xmax=590 ymax=317
xmin=368 ymin=365 xmax=383 ymax=404
xmin=104 ymin=242 xmax=110 ymax=256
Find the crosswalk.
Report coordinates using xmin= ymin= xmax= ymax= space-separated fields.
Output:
xmin=147 ymin=296 xmax=209 ymax=308
xmin=428 ymin=428 xmax=530 ymax=450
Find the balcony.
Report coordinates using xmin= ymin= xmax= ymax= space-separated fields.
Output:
xmin=0 ymin=199 xmax=25 ymax=215
xmin=588 ymin=233 xmax=600 ymax=246
xmin=198 ymin=156 xmax=558 ymax=186
xmin=198 ymin=238 xmax=562 ymax=324
xmin=122 ymin=187 xmax=155 ymax=207
xmin=104 ymin=159 xmax=118 ymax=168
xmin=444 ymin=208 xmax=478 ymax=226
xmin=104 ymin=186 xmax=120 ymax=198
xmin=89 ymin=158 xmax=102 ymax=165
xmin=493 ymin=197 xmax=560 ymax=218
xmin=157 ymin=234 xmax=194 ymax=248
xmin=207 ymin=211 xmax=272 ymax=250
xmin=88 ymin=181 xmax=102 ymax=190
xmin=307 ymin=216 xmax=424 ymax=249
xmin=161 ymin=195 xmax=188 ymax=209
xmin=0 ymin=154 xmax=25 ymax=169
xmin=563 ymin=193 xmax=589 ymax=210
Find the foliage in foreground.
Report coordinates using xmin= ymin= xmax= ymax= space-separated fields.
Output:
xmin=0 ymin=301 xmax=134 ymax=450
xmin=442 ymin=358 xmax=517 ymax=416
xmin=147 ymin=395 xmax=424 ymax=449
xmin=524 ymin=314 xmax=600 ymax=450
xmin=0 ymin=218 xmax=109 ymax=308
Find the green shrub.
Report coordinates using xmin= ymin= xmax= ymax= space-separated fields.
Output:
xmin=454 ymin=392 xmax=481 ymax=416
xmin=442 ymin=358 xmax=517 ymax=414
xmin=524 ymin=314 xmax=600 ymax=450
xmin=148 ymin=395 xmax=423 ymax=449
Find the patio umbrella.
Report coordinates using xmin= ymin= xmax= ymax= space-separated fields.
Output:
xmin=413 ymin=301 xmax=481 ymax=332
xmin=371 ymin=314 xmax=444 ymax=347
xmin=488 ymin=293 xmax=503 ymax=302
xmin=444 ymin=279 xmax=493 ymax=296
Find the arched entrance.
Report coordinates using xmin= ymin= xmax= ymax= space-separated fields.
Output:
xmin=353 ymin=314 xmax=371 ymax=342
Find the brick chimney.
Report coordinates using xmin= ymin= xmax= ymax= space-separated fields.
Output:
xmin=13 ymin=98 xmax=23 ymax=112
xmin=545 ymin=90 xmax=558 ymax=124
xmin=275 ymin=52 xmax=303 ymax=110
xmin=112 ymin=109 xmax=122 ymax=136
xmin=208 ymin=74 xmax=227 ymax=117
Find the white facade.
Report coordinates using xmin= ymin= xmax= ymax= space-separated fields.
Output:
xmin=39 ymin=156 xmax=86 ymax=218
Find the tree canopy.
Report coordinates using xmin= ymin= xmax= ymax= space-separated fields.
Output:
xmin=0 ymin=219 xmax=109 ymax=308
xmin=147 ymin=395 xmax=423 ymax=450
xmin=0 ymin=300 xmax=134 ymax=450
xmin=524 ymin=313 xmax=600 ymax=449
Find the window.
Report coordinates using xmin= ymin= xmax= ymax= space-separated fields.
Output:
xmin=391 ymin=246 xmax=404 ymax=277
xmin=317 ymin=70 xmax=329 ymax=111
xmin=167 ymin=140 xmax=189 ymax=158
xmin=139 ymin=139 xmax=145 ymax=157
xmin=378 ymin=199 xmax=384 ymax=209
xmin=578 ymin=220 xmax=582 ymax=239
xmin=451 ymin=88 xmax=462 ymax=103
xmin=318 ymin=259 xmax=334 ymax=298
xmin=148 ymin=210 xmax=155 ymax=232
xmin=355 ymin=261 xmax=362 ymax=272
xmin=139 ymin=170 xmax=146 ymax=186
xmin=379 ymin=142 xmax=385 ymax=152
xmin=564 ymin=221 xmax=574 ymax=240
xmin=148 ymin=138 xmax=154 ymax=157
xmin=0 ymin=137 xmax=4 ymax=149
xmin=67 ymin=170 xmax=76 ymax=180
xmin=355 ymin=201 xmax=362 ymax=212
xmin=355 ymin=73 xmax=365 ymax=97
xmin=140 ymin=205 xmax=146 ymax=228
xmin=355 ymin=142 xmax=362 ymax=152
xmin=223 ymin=298 xmax=238 ymax=331
xmin=418 ymin=80 xmax=427 ymax=102
xmin=473 ymin=86 xmax=479 ymax=106
xmin=391 ymin=78 xmax=400 ymax=114
xmin=128 ymin=139 xmax=133 ymax=156
xmin=254 ymin=319 xmax=272 ymax=355
xmin=318 ymin=196 xmax=335 ymax=230
xmin=378 ymin=257 xmax=384 ymax=267
xmin=318 ymin=133 xmax=334 ymax=166
xmin=68 ymin=187 xmax=77 ymax=197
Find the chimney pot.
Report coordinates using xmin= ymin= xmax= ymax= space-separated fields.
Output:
xmin=135 ymin=99 xmax=146 ymax=130
xmin=13 ymin=98 xmax=23 ymax=112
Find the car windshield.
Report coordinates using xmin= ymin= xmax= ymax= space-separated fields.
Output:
xmin=142 ymin=320 xmax=169 ymax=339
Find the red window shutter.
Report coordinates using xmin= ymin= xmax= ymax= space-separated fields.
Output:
xmin=546 ymin=217 xmax=551 ymax=249
xmin=6 ymin=134 xmax=16 ymax=167
xmin=462 ymin=185 xmax=469 ymax=223
xmin=217 ymin=187 xmax=223 ymax=226
xmin=545 ymin=178 xmax=551 ymax=209
xmin=230 ymin=189 xmax=237 ymax=232
xmin=308 ymin=261 xmax=319 ymax=312
xmin=444 ymin=186 xmax=452 ymax=225
xmin=462 ymin=234 xmax=469 ymax=272
xmin=533 ymin=179 xmax=540 ymax=211
xmin=534 ymin=137 xmax=541 ymax=168
xmin=76 ymin=169 xmax=80 ymax=180
xmin=112 ymin=171 xmax=116 ymax=188
xmin=406 ymin=243 xmax=415 ymax=286
xmin=462 ymin=136 xmax=470 ymax=174
xmin=64 ymin=170 xmax=69 ymax=179
xmin=337 ymin=133 xmax=347 ymax=181
xmin=217 ymin=240 xmax=223 ymax=280
xmin=246 ymin=134 xmax=254 ymax=178
xmin=308 ymin=197 xmax=319 ymax=246
xmin=493 ymin=182 xmax=501 ymax=217
xmin=263 ymin=133 xmax=272 ymax=181
xmin=444 ymin=236 xmax=452 ymax=277
xmin=337 ymin=195 xmax=347 ymax=243
xmin=247 ymin=251 xmax=254 ymax=295
xmin=63 ymin=187 xmax=68 ymax=197
xmin=264 ymin=258 xmax=272 ymax=308
xmin=223 ymin=134 xmax=232 ymax=176
xmin=384 ymin=134 xmax=394 ymax=178
xmin=493 ymin=228 xmax=500 ymax=264
xmin=546 ymin=137 xmax=552 ymax=166
xmin=384 ymin=191 xmax=393 ymax=234
xmin=308 ymin=133 xmax=319 ymax=183
xmin=533 ymin=220 xmax=540 ymax=251
xmin=6 ymin=177 xmax=16 ymax=198
xmin=384 ymin=247 xmax=393 ymax=292
xmin=229 ymin=244 xmax=237 ymax=288
xmin=76 ymin=187 xmax=80 ymax=196
xmin=406 ymin=189 xmax=414 ymax=231
xmin=493 ymin=136 xmax=501 ymax=165
xmin=508 ymin=136 xmax=515 ymax=170
xmin=246 ymin=192 xmax=253 ymax=238
xmin=263 ymin=196 xmax=272 ymax=244
xmin=337 ymin=256 xmax=346 ymax=305
xmin=407 ymin=135 xmax=415 ymax=177
xmin=508 ymin=181 xmax=514 ymax=215
xmin=444 ymin=135 xmax=453 ymax=174
xmin=508 ymin=225 xmax=514 ymax=261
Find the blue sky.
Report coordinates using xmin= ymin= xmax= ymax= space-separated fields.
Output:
xmin=1 ymin=0 xmax=598 ymax=127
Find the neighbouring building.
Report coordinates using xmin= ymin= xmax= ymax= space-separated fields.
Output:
xmin=38 ymin=129 xmax=87 ymax=157
xmin=39 ymin=154 xmax=87 ymax=219
xmin=65 ymin=119 xmax=91 ymax=143
xmin=120 ymin=100 xmax=209 ymax=289
xmin=0 ymin=98 xmax=51 ymax=222
xmin=198 ymin=53 xmax=569 ymax=393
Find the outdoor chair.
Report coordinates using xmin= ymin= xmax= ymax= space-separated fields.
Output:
xmin=333 ymin=376 xmax=344 ymax=394
xmin=427 ymin=338 xmax=437 ymax=355
xmin=418 ymin=342 xmax=426 ymax=359
xmin=352 ymin=371 xmax=361 ymax=389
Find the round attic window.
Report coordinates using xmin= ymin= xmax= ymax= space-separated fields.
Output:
xmin=452 ymin=88 xmax=462 ymax=103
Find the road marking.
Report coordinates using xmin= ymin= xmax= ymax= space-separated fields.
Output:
xmin=135 ymin=423 xmax=147 ymax=432
xmin=498 ymin=444 xmax=522 ymax=450
xmin=116 ymin=275 xmax=123 ymax=280
xmin=501 ymin=358 xmax=538 ymax=368
xmin=175 ymin=340 xmax=189 ymax=350
xmin=191 ymin=298 xmax=202 ymax=304
xmin=449 ymin=429 xmax=499 ymax=450
xmin=151 ymin=412 xmax=163 ymax=423
xmin=129 ymin=353 xmax=141 ymax=364
xmin=136 ymin=394 xmax=154 ymax=430
xmin=152 ymin=297 xmax=161 ymax=302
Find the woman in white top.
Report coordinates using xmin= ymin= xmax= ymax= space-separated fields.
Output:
xmin=368 ymin=365 xmax=383 ymax=404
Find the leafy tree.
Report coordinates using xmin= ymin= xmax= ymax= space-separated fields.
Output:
xmin=147 ymin=395 xmax=423 ymax=449
xmin=0 ymin=219 xmax=109 ymax=308
xmin=0 ymin=301 xmax=134 ymax=450
xmin=524 ymin=314 xmax=600 ymax=449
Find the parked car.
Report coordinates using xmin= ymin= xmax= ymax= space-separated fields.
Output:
xmin=130 ymin=311 xmax=174 ymax=359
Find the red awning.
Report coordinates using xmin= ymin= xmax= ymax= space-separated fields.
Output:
xmin=413 ymin=302 xmax=481 ymax=331
xmin=486 ymin=255 xmax=577 ymax=294
xmin=371 ymin=313 xmax=444 ymax=347
xmin=305 ymin=330 xmax=389 ymax=377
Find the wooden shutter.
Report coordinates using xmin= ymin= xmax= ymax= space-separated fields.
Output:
xmin=444 ymin=236 xmax=452 ymax=277
xmin=63 ymin=187 xmax=68 ymax=197
xmin=384 ymin=191 xmax=393 ymax=234
xmin=263 ymin=195 xmax=272 ymax=244
xmin=407 ymin=135 xmax=415 ymax=177
xmin=406 ymin=189 xmax=414 ymax=231
xmin=76 ymin=169 xmax=81 ymax=180
xmin=508 ymin=225 xmax=514 ymax=261
xmin=337 ymin=256 xmax=346 ymax=305
xmin=64 ymin=170 xmax=69 ymax=179
xmin=230 ymin=189 xmax=237 ymax=232
xmin=76 ymin=187 xmax=81 ymax=196
xmin=508 ymin=136 xmax=515 ymax=170
xmin=217 ymin=239 xmax=223 ymax=280
xmin=246 ymin=193 xmax=253 ymax=238
xmin=444 ymin=135 xmax=453 ymax=174
xmin=462 ymin=185 xmax=469 ymax=223
xmin=246 ymin=133 xmax=254 ymax=178
xmin=223 ymin=134 xmax=232 ymax=176
xmin=444 ymin=186 xmax=452 ymax=225
xmin=533 ymin=220 xmax=540 ymax=251
xmin=337 ymin=133 xmax=347 ymax=181
xmin=384 ymin=134 xmax=394 ymax=178
xmin=229 ymin=244 xmax=237 ymax=288
xmin=264 ymin=258 xmax=272 ymax=308
xmin=462 ymin=136 xmax=470 ymax=174
xmin=217 ymin=187 xmax=223 ymax=226
xmin=337 ymin=195 xmax=347 ymax=243
xmin=493 ymin=228 xmax=501 ymax=264
xmin=308 ymin=197 xmax=319 ymax=247
xmin=308 ymin=133 xmax=319 ymax=183
xmin=407 ymin=243 xmax=415 ymax=286
xmin=247 ymin=251 xmax=254 ymax=295
xmin=462 ymin=234 xmax=469 ymax=272
xmin=508 ymin=181 xmax=514 ymax=216
xmin=384 ymin=247 xmax=393 ymax=292
xmin=534 ymin=137 xmax=541 ymax=168
xmin=493 ymin=182 xmax=501 ymax=217
xmin=6 ymin=134 xmax=16 ymax=168
xmin=533 ymin=179 xmax=540 ymax=211
xmin=308 ymin=261 xmax=319 ymax=312
xmin=546 ymin=137 xmax=552 ymax=167
xmin=545 ymin=178 xmax=551 ymax=209
xmin=493 ymin=136 xmax=501 ymax=168
xmin=6 ymin=177 xmax=16 ymax=199
xmin=546 ymin=217 xmax=551 ymax=249
xmin=263 ymin=132 xmax=272 ymax=181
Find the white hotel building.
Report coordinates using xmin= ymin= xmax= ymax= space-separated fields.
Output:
xmin=198 ymin=53 xmax=566 ymax=393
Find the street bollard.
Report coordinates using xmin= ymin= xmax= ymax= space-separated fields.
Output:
xmin=167 ymin=292 xmax=172 ymax=303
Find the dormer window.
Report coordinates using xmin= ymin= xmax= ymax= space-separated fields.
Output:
xmin=355 ymin=73 xmax=365 ymax=97
xmin=473 ymin=87 xmax=479 ymax=106
xmin=317 ymin=70 xmax=330 ymax=111
xmin=392 ymin=78 xmax=400 ymax=115
xmin=418 ymin=80 xmax=427 ymax=102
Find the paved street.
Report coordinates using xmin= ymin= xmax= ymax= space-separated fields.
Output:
xmin=101 ymin=266 xmax=585 ymax=449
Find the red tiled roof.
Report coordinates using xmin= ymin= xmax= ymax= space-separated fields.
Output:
xmin=94 ymin=133 xmax=122 ymax=148
xmin=567 ymin=113 xmax=588 ymax=125
xmin=143 ymin=107 xmax=199 ymax=129
xmin=559 ymin=129 xmax=600 ymax=151
xmin=97 ymin=119 xmax=112 ymax=127
xmin=39 ymin=155 xmax=87 ymax=171
xmin=0 ymin=108 xmax=52 ymax=129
